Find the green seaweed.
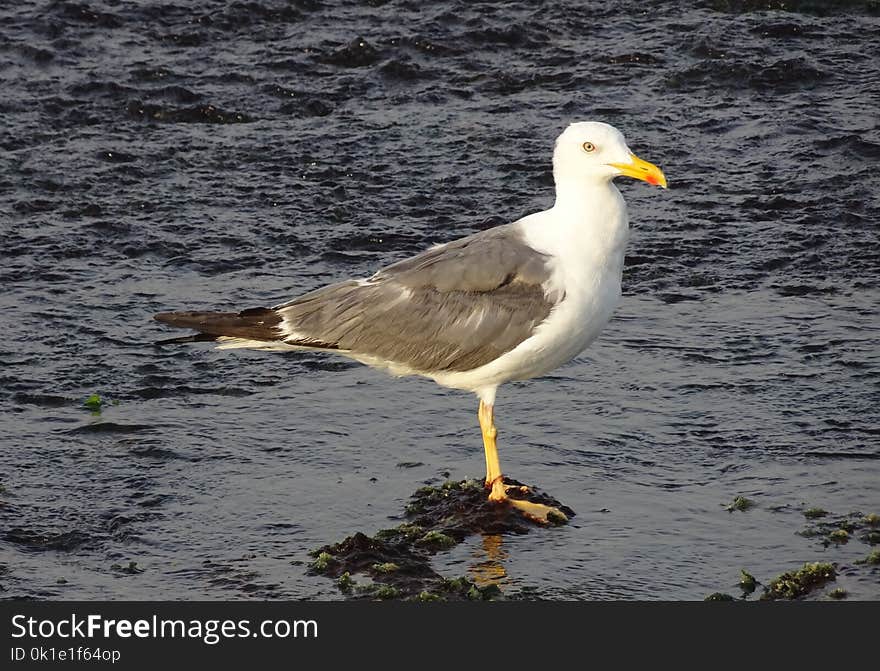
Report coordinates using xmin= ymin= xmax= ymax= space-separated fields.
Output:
xmin=110 ymin=561 xmax=143 ymax=575
xmin=82 ymin=393 xmax=104 ymax=415
xmin=416 ymin=530 xmax=457 ymax=549
xmin=336 ymin=571 xmax=354 ymax=593
xmin=739 ymin=569 xmax=757 ymax=594
xmin=438 ymin=576 xmax=501 ymax=601
xmin=440 ymin=576 xmax=471 ymax=592
xmin=726 ymin=496 xmax=755 ymax=512
xmin=547 ymin=509 xmax=568 ymax=525
xmin=82 ymin=393 xmax=120 ymax=415
xmin=799 ymin=510 xmax=880 ymax=548
xmin=415 ymin=590 xmax=441 ymax=602
xmin=855 ymin=549 xmax=880 ymax=565
xmin=477 ymin=583 xmax=502 ymax=600
xmin=705 ymin=592 xmax=735 ymax=601
xmin=372 ymin=584 xmax=400 ymax=600
xmin=309 ymin=551 xmax=335 ymax=573
xmin=712 ymin=504 xmax=880 ymax=599
xmin=374 ymin=523 xmax=424 ymax=542
xmin=760 ymin=562 xmax=836 ymax=600
xmin=372 ymin=562 xmax=400 ymax=574
xmin=83 ymin=393 xmax=103 ymax=409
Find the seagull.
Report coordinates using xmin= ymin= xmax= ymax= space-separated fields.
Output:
xmin=155 ymin=121 xmax=667 ymax=523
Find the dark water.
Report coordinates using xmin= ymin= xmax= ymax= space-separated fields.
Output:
xmin=1 ymin=0 xmax=879 ymax=600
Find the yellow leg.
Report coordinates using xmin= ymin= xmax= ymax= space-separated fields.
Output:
xmin=478 ymin=400 xmax=505 ymax=502
xmin=477 ymin=399 xmax=569 ymax=524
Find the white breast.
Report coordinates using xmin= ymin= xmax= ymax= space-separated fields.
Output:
xmin=431 ymin=184 xmax=630 ymax=400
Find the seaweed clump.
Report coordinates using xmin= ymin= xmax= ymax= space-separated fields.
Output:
xmin=710 ymin=506 xmax=880 ymax=601
xmin=704 ymin=592 xmax=735 ymax=601
xmin=797 ymin=510 xmax=880 ymax=548
xmin=760 ymin=562 xmax=836 ymax=601
xmin=725 ymin=496 xmax=755 ymax=512
xmin=739 ymin=569 xmax=757 ymax=595
xmin=307 ymin=477 xmax=573 ymax=600
xmin=855 ymin=549 xmax=880 ymax=566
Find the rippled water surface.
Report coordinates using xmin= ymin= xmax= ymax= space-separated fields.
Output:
xmin=1 ymin=0 xmax=879 ymax=600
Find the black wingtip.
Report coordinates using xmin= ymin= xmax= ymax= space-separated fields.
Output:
xmin=152 ymin=307 xmax=282 ymax=342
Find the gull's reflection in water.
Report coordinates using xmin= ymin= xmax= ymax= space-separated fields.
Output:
xmin=469 ymin=534 xmax=509 ymax=587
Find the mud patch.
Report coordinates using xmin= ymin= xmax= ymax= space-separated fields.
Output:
xmin=307 ymin=477 xmax=573 ymax=600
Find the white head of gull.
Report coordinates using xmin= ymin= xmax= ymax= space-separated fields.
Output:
xmin=155 ymin=121 xmax=667 ymax=524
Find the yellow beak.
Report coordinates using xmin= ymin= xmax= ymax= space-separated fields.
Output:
xmin=608 ymin=152 xmax=667 ymax=188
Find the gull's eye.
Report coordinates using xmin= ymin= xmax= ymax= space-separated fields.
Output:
xmin=582 ymin=141 xmax=596 ymax=153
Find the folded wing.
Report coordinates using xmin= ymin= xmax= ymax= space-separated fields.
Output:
xmin=275 ymin=224 xmax=556 ymax=372
xmin=155 ymin=224 xmax=557 ymax=374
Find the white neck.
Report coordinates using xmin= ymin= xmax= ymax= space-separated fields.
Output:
xmin=522 ymin=179 xmax=629 ymax=259
xmin=513 ymin=176 xmax=630 ymax=314
xmin=553 ymin=175 xmax=615 ymax=212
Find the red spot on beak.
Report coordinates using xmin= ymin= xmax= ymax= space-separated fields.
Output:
xmin=645 ymin=174 xmax=659 ymax=186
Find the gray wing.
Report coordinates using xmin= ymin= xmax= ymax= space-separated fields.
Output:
xmin=274 ymin=224 xmax=556 ymax=373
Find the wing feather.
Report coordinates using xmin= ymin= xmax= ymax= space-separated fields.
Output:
xmin=275 ymin=224 xmax=556 ymax=372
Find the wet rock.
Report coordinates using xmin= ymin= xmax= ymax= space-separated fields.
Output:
xmin=279 ymin=98 xmax=333 ymax=117
xmin=17 ymin=45 xmax=55 ymax=63
xmin=63 ymin=203 xmax=103 ymax=219
xmin=380 ymin=60 xmax=424 ymax=81
xmin=606 ymin=52 xmax=664 ymax=65
xmin=126 ymin=101 xmax=253 ymax=124
xmin=5 ymin=528 xmax=92 ymax=552
xmin=402 ymin=478 xmax=574 ymax=536
xmin=307 ymin=477 xmax=573 ymax=600
xmin=322 ymin=37 xmax=380 ymax=67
